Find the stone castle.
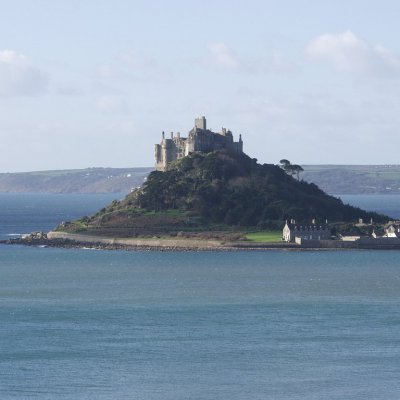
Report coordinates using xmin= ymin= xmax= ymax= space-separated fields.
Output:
xmin=155 ymin=116 xmax=243 ymax=171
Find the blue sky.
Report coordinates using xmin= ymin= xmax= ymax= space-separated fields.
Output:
xmin=1 ymin=0 xmax=400 ymax=171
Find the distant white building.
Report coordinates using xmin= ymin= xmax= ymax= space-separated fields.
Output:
xmin=283 ymin=219 xmax=331 ymax=242
xmin=384 ymin=224 xmax=400 ymax=238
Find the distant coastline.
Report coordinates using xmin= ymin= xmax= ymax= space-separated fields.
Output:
xmin=0 ymin=167 xmax=152 ymax=194
xmin=2 ymin=165 xmax=400 ymax=195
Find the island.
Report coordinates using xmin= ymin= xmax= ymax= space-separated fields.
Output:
xmin=6 ymin=116 xmax=400 ymax=251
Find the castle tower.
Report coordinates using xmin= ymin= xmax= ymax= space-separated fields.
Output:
xmin=195 ymin=116 xmax=206 ymax=130
xmin=238 ymin=134 xmax=243 ymax=152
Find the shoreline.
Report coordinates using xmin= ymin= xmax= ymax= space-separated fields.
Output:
xmin=1 ymin=231 xmax=297 ymax=252
xmin=1 ymin=238 xmax=357 ymax=252
xmin=3 ymin=231 xmax=400 ymax=252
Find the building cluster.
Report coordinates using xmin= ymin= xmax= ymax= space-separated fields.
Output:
xmin=283 ymin=218 xmax=400 ymax=247
xmin=155 ymin=116 xmax=243 ymax=171
xmin=372 ymin=223 xmax=400 ymax=238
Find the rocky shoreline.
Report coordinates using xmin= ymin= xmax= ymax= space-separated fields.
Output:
xmin=4 ymin=231 xmax=400 ymax=252
xmin=1 ymin=231 xmax=299 ymax=252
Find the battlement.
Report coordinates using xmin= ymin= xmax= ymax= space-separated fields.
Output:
xmin=155 ymin=117 xmax=243 ymax=171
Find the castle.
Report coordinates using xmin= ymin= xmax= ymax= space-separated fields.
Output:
xmin=155 ymin=116 xmax=244 ymax=171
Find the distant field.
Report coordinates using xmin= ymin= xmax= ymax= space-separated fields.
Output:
xmin=245 ymin=231 xmax=282 ymax=242
xmin=302 ymin=165 xmax=400 ymax=194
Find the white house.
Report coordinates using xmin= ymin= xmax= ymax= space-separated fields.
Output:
xmin=283 ymin=220 xmax=331 ymax=243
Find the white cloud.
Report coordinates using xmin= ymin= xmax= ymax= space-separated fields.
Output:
xmin=56 ymin=86 xmax=84 ymax=96
xmin=0 ymin=50 xmax=48 ymax=97
xmin=97 ymin=51 xmax=172 ymax=83
xmin=306 ymin=31 xmax=400 ymax=77
xmin=95 ymin=95 xmax=129 ymax=114
xmin=205 ymin=42 xmax=298 ymax=75
xmin=207 ymin=42 xmax=240 ymax=70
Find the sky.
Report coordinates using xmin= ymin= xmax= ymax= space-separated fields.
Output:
xmin=1 ymin=0 xmax=400 ymax=172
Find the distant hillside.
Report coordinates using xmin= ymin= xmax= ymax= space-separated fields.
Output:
xmin=0 ymin=168 xmax=153 ymax=194
xmin=302 ymin=165 xmax=400 ymax=194
xmin=2 ymin=164 xmax=400 ymax=195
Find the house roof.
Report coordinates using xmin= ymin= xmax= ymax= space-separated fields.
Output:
xmin=285 ymin=222 xmax=330 ymax=231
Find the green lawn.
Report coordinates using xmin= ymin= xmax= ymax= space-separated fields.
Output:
xmin=245 ymin=231 xmax=282 ymax=242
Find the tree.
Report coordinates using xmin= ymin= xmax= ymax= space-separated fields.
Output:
xmin=279 ymin=159 xmax=291 ymax=170
xmin=279 ymin=159 xmax=303 ymax=181
xmin=291 ymin=164 xmax=304 ymax=181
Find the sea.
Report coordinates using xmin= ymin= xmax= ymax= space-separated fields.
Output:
xmin=1 ymin=193 xmax=400 ymax=399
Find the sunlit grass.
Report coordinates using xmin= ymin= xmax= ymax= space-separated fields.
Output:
xmin=245 ymin=231 xmax=282 ymax=242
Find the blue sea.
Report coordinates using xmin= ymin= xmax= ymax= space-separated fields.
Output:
xmin=1 ymin=193 xmax=400 ymax=399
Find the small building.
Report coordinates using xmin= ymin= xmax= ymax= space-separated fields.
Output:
xmin=341 ymin=235 xmax=361 ymax=241
xmin=384 ymin=224 xmax=400 ymax=237
xmin=283 ymin=220 xmax=331 ymax=242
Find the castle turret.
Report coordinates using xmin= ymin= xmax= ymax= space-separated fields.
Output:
xmin=237 ymin=134 xmax=243 ymax=152
xmin=195 ymin=116 xmax=206 ymax=130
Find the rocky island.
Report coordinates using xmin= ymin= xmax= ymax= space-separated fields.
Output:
xmin=6 ymin=117 xmax=398 ymax=251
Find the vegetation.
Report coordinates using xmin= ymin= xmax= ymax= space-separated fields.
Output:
xmin=279 ymin=159 xmax=304 ymax=181
xmin=58 ymin=150 xmax=389 ymax=238
xmin=133 ymin=150 xmax=387 ymax=226
xmin=245 ymin=231 xmax=282 ymax=242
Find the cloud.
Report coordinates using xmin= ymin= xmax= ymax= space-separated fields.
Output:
xmin=95 ymin=95 xmax=129 ymax=114
xmin=0 ymin=50 xmax=48 ymax=97
xmin=97 ymin=51 xmax=172 ymax=83
xmin=207 ymin=42 xmax=240 ymax=70
xmin=306 ymin=31 xmax=400 ymax=77
xmin=205 ymin=42 xmax=298 ymax=75
xmin=56 ymin=86 xmax=84 ymax=96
